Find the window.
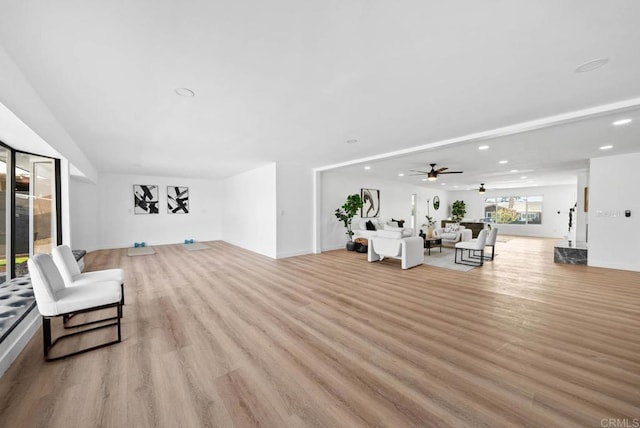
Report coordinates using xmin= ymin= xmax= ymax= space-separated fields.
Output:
xmin=484 ymin=195 xmax=542 ymax=225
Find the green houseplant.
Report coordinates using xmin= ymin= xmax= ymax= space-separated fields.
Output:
xmin=334 ymin=193 xmax=364 ymax=250
xmin=451 ymin=200 xmax=466 ymax=222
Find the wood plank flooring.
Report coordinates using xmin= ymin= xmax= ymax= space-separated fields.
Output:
xmin=0 ymin=237 xmax=639 ymax=427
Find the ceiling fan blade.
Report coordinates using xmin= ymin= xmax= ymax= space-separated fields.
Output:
xmin=435 ymin=167 xmax=448 ymax=173
xmin=409 ymin=170 xmax=429 ymax=174
xmin=438 ymin=171 xmax=464 ymax=174
xmin=408 ymin=173 xmax=427 ymax=176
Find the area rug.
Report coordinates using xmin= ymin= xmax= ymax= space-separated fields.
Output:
xmin=422 ymin=247 xmax=476 ymax=272
xmin=127 ymin=246 xmax=156 ymax=256
xmin=183 ymin=242 xmax=209 ymax=251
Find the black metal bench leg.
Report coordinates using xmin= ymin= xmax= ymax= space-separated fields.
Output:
xmin=43 ymin=303 xmax=122 ymax=361
xmin=42 ymin=317 xmax=51 ymax=358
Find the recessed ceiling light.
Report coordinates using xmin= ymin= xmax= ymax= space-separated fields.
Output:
xmin=346 ymin=139 xmax=358 ymax=144
xmin=364 ymin=165 xmax=371 ymax=170
xmin=613 ymin=118 xmax=632 ymax=126
xmin=421 ymin=178 xmax=427 ymax=182
xmin=441 ymin=183 xmax=446 ymax=186
xmin=453 ymin=185 xmax=459 ymax=188
xmin=174 ymin=87 xmax=195 ymax=97
xmin=599 ymin=145 xmax=614 ymax=150
xmin=478 ymin=145 xmax=490 ymax=150
xmin=510 ymin=169 xmax=518 ymax=173
xmin=575 ymin=58 xmax=609 ymax=73
xmin=398 ymin=173 xmax=405 ymax=177
xmin=520 ymin=176 xmax=527 ymax=179
xmin=499 ymin=160 xmax=508 ymax=164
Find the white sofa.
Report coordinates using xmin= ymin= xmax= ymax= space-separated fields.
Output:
xmin=433 ymin=224 xmax=472 ymax=247
xmin=368 ymin=230 xmax=424 ymax=269
xmin=352 ymin=218 xmax=413 ymax=240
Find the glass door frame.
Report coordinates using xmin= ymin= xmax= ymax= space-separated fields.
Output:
xmin=1 ymin=141 xmax=62 ymax=282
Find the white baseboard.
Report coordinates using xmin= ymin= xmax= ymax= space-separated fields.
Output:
xmin=0 ymin=308 xmax=40 ymax=378
xmin=588 ymin=258 xmax=640 ymax=272
xmin=276 ymin=249 xmax=313 ymax=259
xmin=322 ymin=244 xmax=346 ymax=252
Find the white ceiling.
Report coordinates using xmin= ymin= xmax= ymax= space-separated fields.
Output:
xmin=332 ymin=105 xmax=640 ymax=190
xmin=0 ymin=1 xmax=639 ymax=181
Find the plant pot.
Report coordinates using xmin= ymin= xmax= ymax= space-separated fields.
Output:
xmin=427 ymin=226 xmax=434 ymax=239
xmin=346 ymin=241 xmax=356 ymax=251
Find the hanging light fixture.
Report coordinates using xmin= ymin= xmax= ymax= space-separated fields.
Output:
xmin=479 ymin=183 xmax=486 ymax=194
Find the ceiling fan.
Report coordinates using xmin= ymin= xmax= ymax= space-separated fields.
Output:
xmin=410 ymin=163 xmax=463 ymax=181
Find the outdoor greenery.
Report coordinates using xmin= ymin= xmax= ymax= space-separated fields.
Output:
xmin=334 ymin=193 xmax=364 ymax=241
xmin=496 ymin=207 xmax=519 ymax=224
xmin=483 ymin=195 xmax=543 ymax=225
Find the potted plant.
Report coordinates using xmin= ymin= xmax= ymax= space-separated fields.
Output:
xmin=334 ymin=193 xmax=364 ymax=250
xmin=451 ymin=200 xmax=466 ymax=222
xmin=424 ymin=215 xmax=435 ymax=238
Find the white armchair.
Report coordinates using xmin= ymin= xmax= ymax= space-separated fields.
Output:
xmin=464 ymin=227 xmax=499 ymax=262
xmin=368 ymin=230 xmax=424 ymax=269
xmin=454 ymin=229 xmax=488 ymax=267
xmin=433 ymin=225 xmax=472 ymax=247
xmin=478 ymin=227 xmax=498 ymax=261
xmin=27 ymin=253 xmax=122 ymax=361
xmin=52 ymin=245 xmax=125 ymax=305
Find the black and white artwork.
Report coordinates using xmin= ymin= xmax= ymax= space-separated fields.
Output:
xmin=361 ymin=188 xmax=380 ymax=218
xmin=133 ymin=184 xmax=159 ymax=214
xmin=167 ymin=186 xmax=189 ymax=214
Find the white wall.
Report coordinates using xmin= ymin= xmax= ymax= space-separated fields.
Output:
xmin=69 ymin=176 xmax=99 ymax=251
xmin=276 ymin=162 xmax=314 ymax=258
xmin=222 ymin=163 xmax=277 ymax=258
xmin=0 ymin=45 xmax=97 ymax=181
xmin=450 ymin=184 xmax=576 ymax=238
xmin=0 ymin=306 xmax=39 ymax=378
xmin=320 ymin=171 xmax=449 ymax=250
xmin=98 ymin=173 xmax=222 ymax=249
xmin=588 ymin=153 xmax=640 ymax=272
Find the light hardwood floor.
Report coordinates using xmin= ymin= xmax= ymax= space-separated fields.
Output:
xmin=1 ymin=237 xmax=639 ymax=427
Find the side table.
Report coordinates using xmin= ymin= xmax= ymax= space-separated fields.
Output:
xmin=423 ymin=237 xmax=442 ymax=256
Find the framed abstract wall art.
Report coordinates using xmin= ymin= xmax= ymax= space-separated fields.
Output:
xmin=133 ymin=184 xmax=159 ymax=214
xmin=167 ymin=186 xmax=189 ymax=214
xmin=361 ymin=188 xmax=380 ymax=218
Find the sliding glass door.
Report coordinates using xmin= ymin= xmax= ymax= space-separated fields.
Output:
xmin=32 ymin=161 xmax=55 ymax=255
xmin=0 ymin=147 xmax=8 ymax=284
xmin=13 ymin=153 xmax=58 ymax=276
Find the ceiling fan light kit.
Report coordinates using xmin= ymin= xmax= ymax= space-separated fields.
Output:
xmin=410 ymin=163 xmax=464 ymax=182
